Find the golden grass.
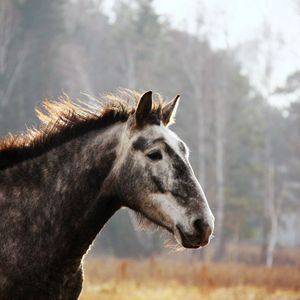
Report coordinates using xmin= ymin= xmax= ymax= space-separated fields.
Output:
xmin=80 ymin=257 xmax=300 ymax=300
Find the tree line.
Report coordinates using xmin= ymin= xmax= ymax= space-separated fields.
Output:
xmin=0 ymin=0 xmax=299 ymax=265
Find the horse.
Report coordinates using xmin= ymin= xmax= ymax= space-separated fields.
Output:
xmin=0 ymin=90 xmax=214 ymax=299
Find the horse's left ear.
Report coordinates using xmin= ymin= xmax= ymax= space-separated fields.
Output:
xmin=134 ymin=91 xmax=153 ymax=127
xmin=162 ymin=95 xmax=180 ymax=126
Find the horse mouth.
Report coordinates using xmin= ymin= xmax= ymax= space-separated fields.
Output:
xmin=175 ymin=225 xmax=209 ymax=249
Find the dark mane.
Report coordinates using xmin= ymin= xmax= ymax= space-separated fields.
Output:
xmin=0 ymin=90 xmax=164 ymax=170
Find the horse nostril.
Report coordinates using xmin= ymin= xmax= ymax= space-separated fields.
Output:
xmin=193 ymin=218 xmax=210 ymax=234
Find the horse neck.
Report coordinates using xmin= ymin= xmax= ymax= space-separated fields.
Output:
xmin=1 ymin=122 xmax=124 ymax=261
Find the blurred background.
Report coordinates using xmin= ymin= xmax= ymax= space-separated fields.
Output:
xmin=1 ymin=0 xmax=300 ymax=299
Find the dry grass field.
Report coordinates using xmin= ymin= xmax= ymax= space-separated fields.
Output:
xmin=80 ymin=256 xmax=300 ymax=300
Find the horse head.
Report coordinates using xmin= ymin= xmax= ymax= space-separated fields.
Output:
xmin=115 ymin=91 xmax=214 ymax=248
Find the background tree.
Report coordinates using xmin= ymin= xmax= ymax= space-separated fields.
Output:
xmin=0 ymin=0 xmax=299 ymax=260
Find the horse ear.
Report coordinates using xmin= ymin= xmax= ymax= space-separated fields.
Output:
xmin=162 ymin=95 xmax=180 ymax=126
xmin=134 ymin=91 xmax=153 ymax=127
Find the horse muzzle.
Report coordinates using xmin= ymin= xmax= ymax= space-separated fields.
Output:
xmin=175 ymin=217 xmax=214 ymax=248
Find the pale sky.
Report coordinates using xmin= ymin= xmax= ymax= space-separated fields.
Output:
xmin=103 ymin=0 xmax=300 ymax=107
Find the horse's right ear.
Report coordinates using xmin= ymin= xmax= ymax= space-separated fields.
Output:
xmin=162 ymin=95 xmax=180 ymax=126
xmin=134 ymin=91 xmax=153 ymax=127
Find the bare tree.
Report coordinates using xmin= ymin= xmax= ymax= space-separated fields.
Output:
xmin=0 ymin=0 xmax=24 ymax=107
xmin=261 ymin=23 xmax=283 ymax=267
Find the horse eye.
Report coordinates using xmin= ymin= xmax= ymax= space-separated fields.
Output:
xmin=147 ymin=150 xmax=162 ymax=161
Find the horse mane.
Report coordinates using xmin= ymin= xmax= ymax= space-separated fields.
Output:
xmin=0 ymin=89 xmax=164 ymax=170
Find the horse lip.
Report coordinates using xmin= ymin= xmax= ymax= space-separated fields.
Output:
xmin=176 ymin=224 xmax=207 ymax=249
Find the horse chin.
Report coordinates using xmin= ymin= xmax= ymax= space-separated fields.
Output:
xmin=132 ymin=211 xmax=161 ymax=232
xmin=131 ymin=211 xmax=173 ymax=234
